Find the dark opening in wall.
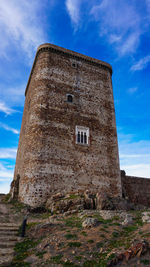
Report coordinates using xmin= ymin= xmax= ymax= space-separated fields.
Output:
xmin=72 ymin=62 xmax=78 ymax=68
xmin=67 ymin=94 xmax=73 ymax=103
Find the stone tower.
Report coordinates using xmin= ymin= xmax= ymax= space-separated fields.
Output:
xmin=12 ymin=43 xmax=122 ymax=207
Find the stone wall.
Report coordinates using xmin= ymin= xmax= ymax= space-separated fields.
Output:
xmin=13 ymin=43 xmax=122 ymax=207
xmin=121 ymin=171 xmax=150 ymax=207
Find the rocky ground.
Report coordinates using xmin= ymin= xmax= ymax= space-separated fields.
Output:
xmin=0 ymin=194 xmax=150 ymax=266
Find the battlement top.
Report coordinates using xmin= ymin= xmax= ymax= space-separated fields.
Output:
xmin=25 ymin=43 xmax=112 ymax=96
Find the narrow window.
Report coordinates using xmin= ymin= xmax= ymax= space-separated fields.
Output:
xmin=77 ymin=131 xmax=80 ymax=143
xmin=67 ymin=94 xmax=73 ymax=103
xmin=84 ymin=132 xmax=87 ymax=144
xmin=81 ymin=132 xmax=83 ymax=143
xmin=72 ymin=62 xmax=78 ymax=68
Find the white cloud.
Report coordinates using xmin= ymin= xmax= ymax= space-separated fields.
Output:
xmin=120 ymin=153 xmax=150 ymax=159
xmin=127 ymin=87 xmax=138 ymax=94
xmin=130 ymin=55 xmax=150 ymax=71
xmin=0 ymin=163 xmax=13 ymax=193
xmin=120 ymin=32 xmax=140 ymax=56
xmin=118 ymin=134 xmax=150 ymax=178
xmin=121 ymin=164 xmax=150 ymax=178
xmin=0 ymin=148 xmax=17 ymax=159
xmin=0 ymin=84 xmax=25 ymax=108
xmin=66 ymin=0 xmax=81 ymax=28
xmin=109 ymin=34 xmax=122 ymax=44
xmin=0 ymin=161 xmax=14 ymax=194
xmin=66 ymin=0 xmax=149 ymax=57
xmin=0 ymin=122 xmax=19 ymax=135
xmin=0 ymin=101 xmax=16 ymax=115
xmin=0 ymin=182 xmax=11 ymax=193
xmin=0 ymin=0 xmax=46 ymax=59
xmin=146 ymin=0 xmax=150 ymax=13
xmin=0 ymin=163 xmax=14 ymax=182
xmin=90 ymin=0 xmax=143 ymax=55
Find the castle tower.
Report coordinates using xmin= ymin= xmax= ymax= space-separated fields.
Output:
xmin=13 ymin=43 xmax=122 ymax=207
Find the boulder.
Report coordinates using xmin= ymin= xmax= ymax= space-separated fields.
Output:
xmin=122 ymin=214 xmax=133 ymax=225
xmin=96 ymin=192 xmax=115 ymax=210
xmin=84 ymin=190 xmax=96 ymax=209
xmin=45 ymin=193 xmax=84 ymax=213
xmin=142 ymin=212 xmax=150 ymax=223
xmin=82 ymin=217 xmax=98 ymax=228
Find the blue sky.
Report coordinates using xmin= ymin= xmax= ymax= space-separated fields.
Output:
xmin=0 ymin=0 xmax=150 ymax=193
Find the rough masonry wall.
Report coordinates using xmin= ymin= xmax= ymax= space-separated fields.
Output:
xmin=121 ymin=174 xmax=150 ymax=207
xmin=14 ymin=44 xmax=121 ymax=207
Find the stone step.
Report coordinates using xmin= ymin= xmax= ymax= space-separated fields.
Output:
xmin=0 ymin=231 xmax=18 ymax=236
xmin=0 ymin=227 xmax=18 ymax=232
xmin=0 ymin=248 xmax=14 ymax=256
xmin=0 ymin=226 xmax=20 ymax=229
xmin=0 ymin=241 xmax=17 ymax=248
xmin=0 ymin=256 xmax=13 ymax=267
xmin=0 ymin=236 xmax=21 ymax=242
xmin=0 ymin=223 xmax=20 ymax=228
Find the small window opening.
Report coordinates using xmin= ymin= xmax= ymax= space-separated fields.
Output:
xmin=81 ymin=132 xmax=83 ymax=143
xmin=77 ymin=131 xmax=80 ymax=143
xmin=84 ymin=132 xmax=87 ymax=144
xmin=72 ymin=62 xmax=78 ymax=68
xmin=67 ymin=94 xmax=73 ymax=103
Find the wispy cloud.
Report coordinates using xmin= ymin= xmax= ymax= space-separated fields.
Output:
xmin=121 ymin=164 xmax=150 ymax=178
xmin=120 ymin=153 xmax=150 ymax=159
xmin=0 ymin=122 xmax=19 ymax=135
xmin=118 ymin=133 xmax=150 ymax=178
xmin=91 ymin=0 xmax=141 ymax=56
xmin=65 ymin=0 xmax=150 ymax=57
xmin=0 ymin=182 xmax=11 ymax=193
xmin=0 ymin=163 xmax=14 ymax=180
xmin=127 ymin=87 xmax=138 ymax=94
xmin=0 ymin=84 xmax=25 ymax=108
xmin=131 ymin=55 xmax=150 ymax=71
xmin=0 ymin=0 xmax=46 ymax=59
xmin=0 ymin=160 xmax=15 ymax=192
xmin=0 ymin=101 xmax=16 ymax=115
xmin=0 ymin=163 xmax=14 ymax=194
xmin=0 ymin=148 xmax=17 ymax=159
xmin=65 ymin=0 xmax=81 ymax=29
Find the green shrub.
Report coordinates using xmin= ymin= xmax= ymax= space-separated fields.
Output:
xmin=65 ymin=233 xmax=78 ymax=240
xmin=81 ymin=231 xmax=87 ymax=236
xmin=87 ymin=239 xmax=94 ymax=243
xmin=68 ymin=242 xmax=81 ymax=247
xmin=64 ymin=216 xmax=82 ymax=229
xmin=50 ymin=254 xmax=63 ymax=264
xmin=112 ymin=231 xmax=120 ymax=238
xmin=12 ymin=238 xmax=39 ymax=266
xmin=96 ymin=242 xmax=104 ymax=248
xmin=36 ymin=251 xmax=46 ymax=259
xmin=140 ymin=259 xmax=150 ymax=265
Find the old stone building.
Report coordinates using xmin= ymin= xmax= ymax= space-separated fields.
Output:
xmin=12 ymin=43 xmax=122 ymax=207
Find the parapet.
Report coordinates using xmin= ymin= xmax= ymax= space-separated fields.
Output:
xmin=25 ymin=43 xmax=112 ymax=96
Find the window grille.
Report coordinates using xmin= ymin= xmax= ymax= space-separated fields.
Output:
xmin=75 ymin=126 xmax=89 ymax=145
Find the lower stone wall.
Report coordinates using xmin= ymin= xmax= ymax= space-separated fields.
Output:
xmin=121 ymin=171 xmax=150 ymax=207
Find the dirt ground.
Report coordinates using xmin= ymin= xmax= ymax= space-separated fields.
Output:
xmin=9 ymin=204 xmax=150 ymax=267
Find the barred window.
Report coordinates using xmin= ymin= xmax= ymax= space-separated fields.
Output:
xmin=76 ymin=126 xmax=89 ymax=145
